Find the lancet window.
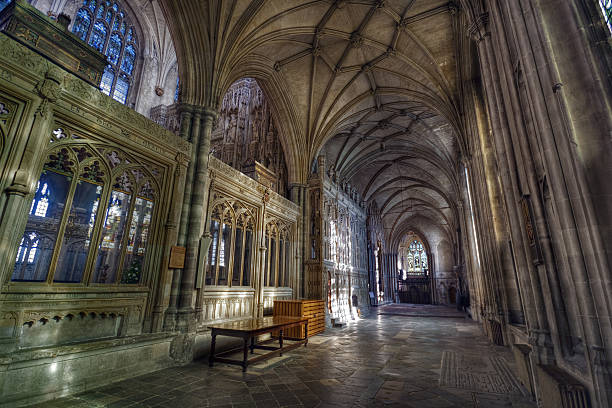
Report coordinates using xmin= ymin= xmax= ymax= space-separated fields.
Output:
xmin=263 ymin=221 xmax=292 ymax=287
xmin=72 ymin=0 xmax=138 ymax=104
xmin=205 ymin=202 xmax=254 ymax=287
xmin=11 ymin=131 xmax=158 ymax=285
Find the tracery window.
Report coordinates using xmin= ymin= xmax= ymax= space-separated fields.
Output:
xmin=600 ymin=0 xmax=612 ymax=33
xmin=205 ymin=202 xmax=254 ymax=287
xmin=401 ymin=239 xmax=428 ymax=277
xmin=264 ymin=221 xmax=292 ymax=287
xmin=11 ymin=131 xmax=159 ymax=285
xmin=72 ymin=0 xmax=138 ymax=104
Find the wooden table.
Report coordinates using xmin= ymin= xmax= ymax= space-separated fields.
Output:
xmin=208 ymin=316 xmax=309 ymax=372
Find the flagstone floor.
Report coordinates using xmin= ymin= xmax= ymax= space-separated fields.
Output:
xmin=32 ymin=305 xmax=536 ymax=408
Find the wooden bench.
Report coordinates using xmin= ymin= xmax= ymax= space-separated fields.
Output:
xmin=208 ymin=316 xmax=308 ymax=372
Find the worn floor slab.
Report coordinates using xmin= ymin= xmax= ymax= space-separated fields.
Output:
xmin=30 ymin=305 xmax=536 ymax=407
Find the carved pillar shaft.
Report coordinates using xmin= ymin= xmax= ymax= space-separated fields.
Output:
xmin=0 ymin=68 xmax=62 ymax=285
xmin=176 ymin=108 xmax=216 ymax=332
xmin=165 ymin=107 xmax=193 ymax=330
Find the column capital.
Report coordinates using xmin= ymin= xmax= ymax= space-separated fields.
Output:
xmin=467 ymin=12 xmax=490 ymax=43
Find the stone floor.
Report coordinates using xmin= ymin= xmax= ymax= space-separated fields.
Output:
xmin=32 ymin=305 xmax=536 ymax=408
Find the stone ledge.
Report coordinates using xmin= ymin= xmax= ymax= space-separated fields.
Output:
xmin=0 ymin=332 xmax=174 ymax=365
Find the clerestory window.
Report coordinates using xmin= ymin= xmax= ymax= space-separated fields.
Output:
xmin=72 ymin=0 xmax=137 ymax=104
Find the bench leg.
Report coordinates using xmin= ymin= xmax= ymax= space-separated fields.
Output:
xmin=209 ymin=332 xmax=217 ymax=367
xmin=250 ymin=336 xmax=255 ymax=354
xmin=279 ymin=329 xmax=283 ymax=356
xmin=305 ymin=322 xmax=308 ymax=346
xmin=242 ymin=336 xmax=249 ymax=372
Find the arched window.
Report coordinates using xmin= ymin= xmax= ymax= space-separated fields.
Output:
xmin=205 ymin=202 xmax=255 ymax=287
xmin=12 ymin=136 xmax=159 ymax=285
xmin=406 ymin=239 xmax=428 ymax=276
xmin=72 ymin=0 xmax=138 ymax=104
xmin=600 ymin=0 xmax=612 ymax=33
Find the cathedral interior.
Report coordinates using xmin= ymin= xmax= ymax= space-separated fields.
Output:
xmin=0 ymin=0 xmax=610 ymax=407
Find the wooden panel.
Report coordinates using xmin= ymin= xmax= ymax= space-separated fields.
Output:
xmin=273 ymin=300 xmax=325 ymax=338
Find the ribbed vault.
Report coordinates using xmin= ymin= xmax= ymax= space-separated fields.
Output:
xmin=160 ymin=0 xmax=466 ymax=242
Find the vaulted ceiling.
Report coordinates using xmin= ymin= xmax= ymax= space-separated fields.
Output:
xmin=160 ymin=0 xmax=469 ymax=245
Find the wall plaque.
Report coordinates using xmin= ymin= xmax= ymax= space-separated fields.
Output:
xmin=169 ymin=246 xmax=186 ymax=269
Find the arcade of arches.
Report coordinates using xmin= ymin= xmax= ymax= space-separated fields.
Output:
xmin=0 ymin=0 xmax=610 ymax=407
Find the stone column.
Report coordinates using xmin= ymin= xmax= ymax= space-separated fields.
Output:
xmin=176 ymin=107 xmax=217 ymax=333
xmin=164 ymin=106 xmax=193 ymax=331
xmin=468 ymin=12 xmax=550 ymax=347
xmin=289 ymin=183 xmax=306 ymax=298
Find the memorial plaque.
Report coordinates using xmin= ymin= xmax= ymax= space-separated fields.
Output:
xmin=169 ymin=246 xmax=186 ymax=269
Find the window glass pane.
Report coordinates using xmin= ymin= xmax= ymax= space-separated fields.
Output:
xmin=284 ymin=240 xmax=290 ymax=287
xmin=112 ymin=16 xmax=120 ymax=31
xmin=232 ymin=227 xmax=242 ymax=286
xmin=205 ymin=219 xmax=219 ymax=285
xmin=88 ymin=0 xmax=96 ymax=13
xmin=105 ymin=9 xmax=112 ymax=24
xmin=242 ymin=229 xmax=252 ymax=286
xmin=88 ymin=20 xmax=107 ymax=52
xmin=73 ymin=9 xmax=91 ymax=41
xmin=100 ymin=66 xmax=114 ymax=96
xmin=121 ymin=197 xmax=154 ymax=284
xmin=269 ymin=238 xmax=276 ymax=287
xmin=217 ymin=223 xmax=231 ymax=286
xmin=107 ymin=34 xmax=122 ymax=65
xmin=126 ymin=27 xmax=133 ymax=42
xmin=278 ymin=238 xmax=284 ymax=287
xmin=120 ymin=20 xmax=126 ymax=35
xmin=121 ymin=44 xmax=135 ymax=75
xmin=54 ymin=181 xmax=102 ymax=283
xmin=96 ymin=4 xmax=104 ymax=19
xmin=112 ymin=75 xmax=129 ymax=104
xmin=12 ymin=170 xmax=72 ymax=282
xmin=600 ymin=0 xmax=612 ymax=33
xmin=93 ymin=190 xmax=131 ymax=283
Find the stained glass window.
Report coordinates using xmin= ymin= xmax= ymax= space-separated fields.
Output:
xmin=121 ymin=197 xmax=154 ymax=284
xmin=218 ymin=222 xmax=232 ymax=285
xmin=12 ymin=169 xmax=73 ymax=282
xmin=54 ymin=181 xmax=102 ymax=283
xmin=401 ymin=239 xmax=428 ymax=277
xmin=243 ymin=229 xmax=252 ymax=286
xmin=600 ymin=0 xmax=612 ymax=33
xmin=205 ymin=218 xmax=219 ymax=285
xmin=232 ymin=225 xmax=243 ymax=286
xmin=71 ymin=0 xmax=138 ymax=104
xmin=93 ymin=189 xmax=132 ymax=283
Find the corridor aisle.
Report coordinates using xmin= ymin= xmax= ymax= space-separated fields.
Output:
xmin=33 ymin=306 xmax=535 ymax=408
